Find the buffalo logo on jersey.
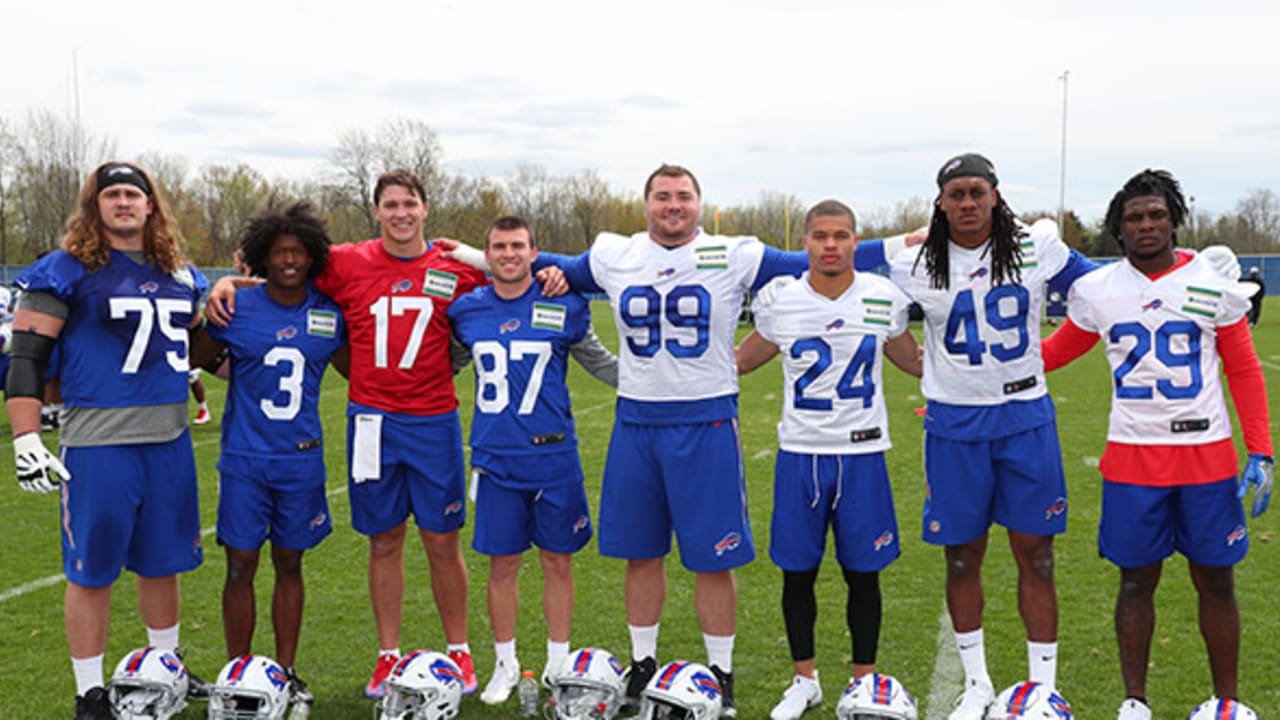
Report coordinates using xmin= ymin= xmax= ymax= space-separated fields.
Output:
xmin=713 ymin=532 xmax=742 ymax=557
xmin=873 ymin=531 xmax=894 ymax=552
xmin=138 ymin=281 xmax=160 ymax=294
xmin=308 ymin=513 xmax=327 ymax=531
xmin=443 ymin=500 xmax=463 ymax=516
xmin=656 ymin=267 xmax=676 ymax=278
xmin=825 ymin=318 xmax=846 ymax=331
xmin=1043 ymin=497 xmax=1067 ymax=521
xmin=499 ymin=319 xmax=521 ymax=334
xmin=968 ymin=267 xmax=988 ymax=281
xmin=391 ymin=279 xmax=414 ymax=293
xmin=1141 ymin=298 xmax=1163 ymax=312
xmin=1226 ymin=525 xmax=1247 ymax=547
xmin=276 ymin=326 xmax=299 ymax=341
xmin=572 ymin=515 xmax=589 ymax=534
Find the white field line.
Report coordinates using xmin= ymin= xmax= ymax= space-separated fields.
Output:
xmin=751 ymin=449 xmax=772 ymax=461
xmin=0 ymin=485 xmax=350 ymax=604
xmin=925 ymin=602 xmax=961 ymax=720
xmin=1260 ymin=357 xmax=1280 ymax=373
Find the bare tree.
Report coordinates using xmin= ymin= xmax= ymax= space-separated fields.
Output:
xmin=1233 ymin=188 xmax=1280 ymax=251
xmin=565 ymin=169 xmax=610 ymax=252
xmin=195 ymin=163 xmax=270 ymax=265
xmin=504 ymin=164 xmax=571 ymax=252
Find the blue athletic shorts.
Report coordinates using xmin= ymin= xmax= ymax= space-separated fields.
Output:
xmin=346 ymin=408 xmax=466 ymax=536
xmin=60 ymin=432 xmax=202 ymax=587
xmin=1099 ymin=477 xmax=1248 ymax=568
xmin=217 ymin=453 xmax=332 ymax=552
xmin=471 ymin=466 xmax=592 ymax=556
xmin=598 ymin=418 xmax=755 ymax=572
xmin=922 ymin=423 xmax=1067 ymax=545
xmin=771 ymin=450 xmax=900 ymax=572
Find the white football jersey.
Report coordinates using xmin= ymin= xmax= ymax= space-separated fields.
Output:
xmin=589 ymin=231 xmax=764 ymax=402
xmin=889 ymin=219 xmax=1069 ymax=406
xmin=753 ymin=272 xmax=911 ymax=454
xmin=1067 ymin=252 xmax=1251 ymax=446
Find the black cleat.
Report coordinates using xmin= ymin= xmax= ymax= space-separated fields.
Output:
xmin=285 ymin=667 xmax=315 ymax=705
xmin=175 ymin=648 xmax=210 ymax=700
xmin=710 ymin=665 xmax=735 ymax=719
xmin=75 ymin=687 xmax=111 ymax=720
xmin=622 ymin=656 xmax=658 ymax=712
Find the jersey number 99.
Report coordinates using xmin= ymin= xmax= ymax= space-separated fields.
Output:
xmin=620 ymin=285 xmax=711 ymax=359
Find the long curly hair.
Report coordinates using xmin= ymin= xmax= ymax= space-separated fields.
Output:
xmin=913 ymin=192 xmax=1026 ymax=290
xmin=240 ymin=202 xmax=332 ymax=280
xmin=61 ymin=162 xmax=187 ymax=273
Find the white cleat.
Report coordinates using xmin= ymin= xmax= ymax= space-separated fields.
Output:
xmin=948 ymin=678 xmax=994 ymax=720
xmin=479 ymin=658 xmax=520 ymax=705
xmin=1117 ymin=698 xmax=1152 ymax=720
xmin=769 ymin=672 xmax=822 ymax=720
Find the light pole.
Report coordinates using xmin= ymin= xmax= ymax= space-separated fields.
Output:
xmin=1058 ymin=70 xmax=1069 ymax=232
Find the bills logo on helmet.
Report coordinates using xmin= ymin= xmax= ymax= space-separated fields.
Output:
xmin=1226 ymin=525 xmax=1247 ymax=546
xmin=826 ymin=318 xmax=846 ymax=331
xmin=265 ymin=664 xmax=289 ymax=691
xmin=444 ymin=501 xmax=463 ymax=516
xmin=656 ymin=267 xmax=676 ymax=278
xmin=276 ymin=326 xmax=299 ymax=341
xmin=689 ymin=670 xmax=722 ymax=701
xmin=713 ymin=532 xmax=741 ymax=557
xmin=873 ymin=531 xmax=894 ymax=551
xmin=608 ymin=655 xmax=625 ymax=675
xmin=430 ymin=658 xmax=464 ymax=685
xmin=391 ymin=279 xmax=414 ymax=293
xmin=1043 ymin=497 xmax=1067 ymax=521
xmin=158 ymin=652 xmax=186 ymax=677
xmin=499 ymin=319 xmax=521 ymax=334
xmin=138 ymin=281 xmax=160 ymax=294
xmin=1047 ymin=694 xmax=1072 ymax=719
xmin=1142 ymin=298 xmax=1163 ymax=312
xmin=572 ymin=515 xmax=589 ymax=534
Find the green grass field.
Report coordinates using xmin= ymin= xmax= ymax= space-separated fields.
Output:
xmin=1 ymin=298 xmax=1277 ymax=720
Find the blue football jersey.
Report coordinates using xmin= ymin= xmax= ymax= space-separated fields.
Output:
xmin=15 ymin=250 xmax=207 ymax=408
xmin=206 ymin=284 xmax=344 ymax=458
xmin=448 ymin=285 xmax=590 ymax=487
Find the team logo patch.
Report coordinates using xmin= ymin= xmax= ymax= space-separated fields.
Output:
xmin=1141 ymin=298 xmax=1163 ymax=312
xmin=158 ymin=653 xmax=186 ymax=677
xmin=873 ymin=531 xmax=895 ymax=551
xmin=825 ymin=318 xmax=846 ymax=331
xmin=1181 ymin=285 xmax=1221 ymax=318
xmin=265 ymin=664 xmax=290 ymax=691
xmin=861 ymin=297 xmax=893 ymax=326
xmin=608 ymin=656 xmax=625 ymax=675
xmin=1044 ymin=497 xmax=1067 ymax=521
xmin=572 ymin=515 xmax=589 ymax=534
xmin=309 ymin=513 xmax=327 ymax=530
xmin=968 ymin=267 xmax=988 ymax=281
xmin=431 ymin=658 xmax=464 ymax=685
xmin=1018 ymin=240 xmax=1039 ymax=269
xmin=499 ymin=318 xmax=521 ymax=334
xmin=695 ymin=245 xmax=728 ymax=270
xmin=1226 ymin=525 xmax=1247 ymax=546
xmin=444 ymin=501 xmax=463 ymax=516
xmin=424 ymin=269 xmax=459 ymax=299
xmin=138 ymin=281 xmax=160 ymax=294
xmin=307 ymin=309 xmax=338 ymax=337
xmin=276 ymin=326 xmax=299 ymax=341
xmin=928 ymin=520 xmax=941 ymax=534
xmin=1047 ymin=695 xmax=1072 ymax=719
xmin=656 ymin=267 xmax=676 ymax=278
xmin=532 ymin=302 xmax=566 ymax=331
xmin=690 ymin=670 xmax=722 ymax=700
xmin=713 ymin=532 xmax=742 ymax=557
xmin=391 ymin=279 xmax=414 ymax=293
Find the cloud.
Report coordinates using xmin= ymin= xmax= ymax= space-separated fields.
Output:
xmin=500 ymin=102 xmax=613 ymax=129
xmin=1228 ymin=122 xmax=1280 ymax=139
xmin=223 ymin=139 xmax=331 ymax=160
xmin=154 ymin=117 xmax=211 ymax=135
xmin=380 ymin=76 xmax=524 ymax=105
xmin=617 ymin=94 xmax=681 ymax=110
xmin=186 ymin=101 xmax=272 ymax=120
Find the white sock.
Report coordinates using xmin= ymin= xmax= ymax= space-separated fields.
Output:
xmin=703 ymin=633 xmax=734 ymax=672
xmin=1027 ymin=641 xmax=1058 ymax=689
xmin=494 ymin=639 xmax=517 ymax=666
xmin=546 ymin=640 xmax=570 ymax=669
xmin=198 ymin=402 xmax=209 ymax=412
xmin=954 ymin=628 xmax=991 ymax=686
xmin=629 ymin=623 xmax=659 ymax=661
xmin=147 ymin=623 xmax=180 ymax=652
xmin=446 ymin=642 xmax=471 ymax=656
xmin=379 ymin=647 xmax=400 ymax=658
xmin=72 ymin=654 xmax=104 ymax=696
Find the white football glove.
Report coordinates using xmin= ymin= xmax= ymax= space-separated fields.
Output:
xmin=14 ymin=432 xmax=69 ymax=494
xmin=442 ymin=242 xmax=488 ymax=271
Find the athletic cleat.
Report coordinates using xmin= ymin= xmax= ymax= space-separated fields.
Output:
xmin=541 ymin=660 xmax=556 ymax=690
xmin=711 ymin=665 xmax=736 ymax=719
xmin=480 ymin=658 xmax=520 ymax=705
xmin=622 ymin=656 xmax=658 ymax=710
xmin=770 ymin=672 xmax=822 ymax=720
xmin=948 ymin=678 xmax=993 ymax=720
xmin=193 ymin=407 xmax=211 ymax=425
xmin=1117 ymin=697 xmax=1151 ymax=720
xmin=364 ymin=652 xmax=399 ymax=699
xmin=175 ymin=648 xmax=210 ymax=700
xmin=449 ymin=649 xmax=479 ymax=695
xmin=286 ymin=667 xmax=314 ymax=706
xmin=75 ymin=687 xmax=112 ymax=720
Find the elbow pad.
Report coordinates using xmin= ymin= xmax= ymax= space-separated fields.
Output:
xmin=5 ymin=330 xmax=56 ymax=400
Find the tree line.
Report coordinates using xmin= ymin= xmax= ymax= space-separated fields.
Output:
xmin=1 ymin=109 xmax=1276 ymax=268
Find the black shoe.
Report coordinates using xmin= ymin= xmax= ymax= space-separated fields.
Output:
xmin=622 ymin=656 xmax=658 ymax=711
xmin=285 ymin=667 xmax=315 ymax=705
xmin=710 ymin=665 xmax=735 ymax=719
xmin=75 ymin=687 xmax=111 ymax=720
xmin=175 ymin=648 xmax=210 ymax=700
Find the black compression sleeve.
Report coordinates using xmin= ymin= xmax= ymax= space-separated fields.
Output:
xmin=5 ymin=330 xmax=55 ymax=400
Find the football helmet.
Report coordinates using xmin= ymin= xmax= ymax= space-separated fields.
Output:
xmin=376 ymin=650 xmax=464 ymax=720
xmin=1187 ymin=697 xmax=1257 ymax=720
xmin=836 ymin=673 xmax=918 ymax=720
xmin=548 ymin=647 xmax=627 ymax=719
xmin=107 ymin=646 xmax=190 ymax=720
xmin=208 ymin=654 xmax=292 ymax=720
xmin=636 ymin=661 xmax=722 ymax=720
xmin=985 ymin=682 xmax=1072 ymax=720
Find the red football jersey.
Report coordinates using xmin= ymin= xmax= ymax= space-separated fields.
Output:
xmin=317 ymin=239 xmax=487 ymax=415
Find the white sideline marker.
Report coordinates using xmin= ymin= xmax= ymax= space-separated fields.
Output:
xmin=1 ymin=485 xmax=350 ymax=604
xmin=751 ymin=449 xmax=772 ymax=461
xmin=925 ymin=602 xmax=962 ymax=720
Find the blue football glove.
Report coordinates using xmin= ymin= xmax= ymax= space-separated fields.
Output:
xmin=1237 ymin=454 xmax=1275 ymax=518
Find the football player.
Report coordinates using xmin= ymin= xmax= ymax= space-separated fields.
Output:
xmin=447 ymin=216 xmax=617 ymax=704
xmin=735 ymin=200 xmax=921 ymax=720
xmin=1041 ymin=169 xmax=1273 ymax=720
xmin=5 ymin=162 xmax=207 ymax=720
xmin=190 ymin=203 xmax=349 ymax=711
xmin=885 ymin=153 xmax=1096 ymax=718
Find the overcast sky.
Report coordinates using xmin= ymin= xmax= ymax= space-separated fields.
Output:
xmin=3 ymin=0 xmax=1277 ymax=223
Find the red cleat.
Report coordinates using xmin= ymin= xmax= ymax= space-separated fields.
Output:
xmin=364 ymin=653 xmax=399 ymax=699
xmin=449 ymin=649 xmax=479 ymax=695
xmin=193 ymin=407 xmax=212 ymax=425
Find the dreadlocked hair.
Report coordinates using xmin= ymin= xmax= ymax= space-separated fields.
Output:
xmin=913 ymin=197 xmax=1027 ymax=290
xmin=1103 ymin=169 xmax=1187 ymax=248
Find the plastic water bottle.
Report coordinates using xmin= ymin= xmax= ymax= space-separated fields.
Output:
xmin=518 ymin=669 xmax=539 ymax=716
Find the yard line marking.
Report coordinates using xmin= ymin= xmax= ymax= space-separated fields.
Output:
xmin=1260 ymin=357 xmax=1280 ymax=373
xmin=925 ymin=602 xmax=961 ymax=720
xmin=0 ymin=486 xmax=350 ymax=604
xmin=1083 ymin=456 xmax=1100 ymax=468
xmin=751 ymin=449 xmax=772 ymax=461
xmin=574 ymin=400 xmax=613 ymax=416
